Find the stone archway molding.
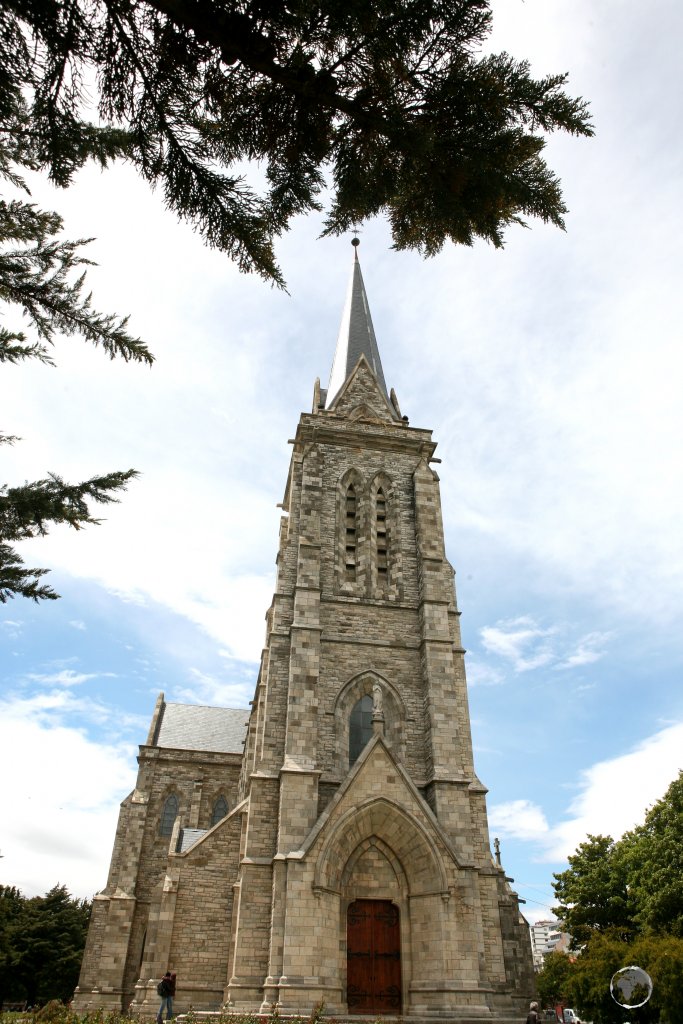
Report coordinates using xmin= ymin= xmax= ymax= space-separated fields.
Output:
xmin=340 ymin=834 xmax=408 ymax=896
xmin=334 ymin=669 xmax=406 ymax=717
xmin=313 ymin=796 xmax=449 ymax=897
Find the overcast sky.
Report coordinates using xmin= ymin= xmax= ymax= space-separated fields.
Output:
xmin=1 ymin=0 xmax=682 ymax=924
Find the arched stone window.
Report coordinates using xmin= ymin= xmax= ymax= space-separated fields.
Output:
xmin=336 ymin=672 xmax=406 ymax=776
xmin=349 ymin=694 xmax=373 ymax=766
xmin=345 ymin=483 xmax=358 ymax=580
xmin=159 ymin=793 xmax=178 ymax=836
xmin=211 ymin=794 xmax=229 ymax=826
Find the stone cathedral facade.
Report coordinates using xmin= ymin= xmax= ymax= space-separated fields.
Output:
xmin=74 ymin=248 xmax=535 ymax=1021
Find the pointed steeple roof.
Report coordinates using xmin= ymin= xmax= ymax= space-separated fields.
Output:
xmin=325 ymin=241 xmax=388 ymax=408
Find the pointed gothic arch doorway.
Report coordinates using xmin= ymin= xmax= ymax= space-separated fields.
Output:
xmin=347 ymin=899 xmax=402 ymax=1015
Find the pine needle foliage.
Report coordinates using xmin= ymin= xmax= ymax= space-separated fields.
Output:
xmin=0 ymin=111 xmax=149 ymax=601
xmin=0 ymin=885 xmax=91 ymax=1006
xmin=1 ymin=12 xmax=153 ymax=602
xmin=0 ymin=0 xmax=593 ymax=602
xmin=1 ymin=0 xmax=593 ymax=286
xmin=0 ymin=471 xmax=138 ymax=601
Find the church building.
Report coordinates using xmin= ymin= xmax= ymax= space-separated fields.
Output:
xmin=74 ymin=244 xmax=535 ymax=1021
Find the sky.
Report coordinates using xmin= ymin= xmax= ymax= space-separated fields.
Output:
xmin=1 ymin=0 xmax=682 ymax=925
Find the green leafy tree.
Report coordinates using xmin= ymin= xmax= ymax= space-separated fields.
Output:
xmin=553 ymin=835 xmax=635 ymax=948
xmin=536 ymin=949 xmax=575 ymax=1011
xmin=562 ymin=931 xmax=683 ymax=1024
xmin=622 ymin=772 xmax=683 ymax=938
xmin=564 ymin=930 xmax=647 ymax=1024
xmin=552 ymin=774 xmax=683 ymax=1022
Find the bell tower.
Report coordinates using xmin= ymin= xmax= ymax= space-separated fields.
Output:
xmin=225 ymin=241 xmax=535 ymax=1018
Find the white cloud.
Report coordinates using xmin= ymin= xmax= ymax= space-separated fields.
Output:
xmin=481 ymin=617 xmax=559 ymax=672
xmin=11 ymin=468 xmax=279 ymax=665
xmin=0 ymin=694 xmax=138 ymax=898
xmin=540 ymin=721 xmax=683 ymax=862
xmin=2 ymin=688 xmax=148 ymax=731
xmin=466 ymin=658 xmax=506 ymax=688
xmin=26 ymin=669 xmax=115 ymax=687
xmin=554 ymin=634 xmax=608 ymax=670
xmin=69 ymin=620 xmax=87 ymax=631
xmin=173 ymin=665 xmax=254 ymax=708
xmin=478 ymin=617 xmax=608 ymax=676
xmin=495 ymin=722 xmax=683 ymax=865
xmin=1 ymin=619 xmax=23 ymax=640
xmin=489 ymin=799 xmax=551 ymax=842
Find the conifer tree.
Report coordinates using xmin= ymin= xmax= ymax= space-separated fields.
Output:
xmin=0 ymin=884 xmax=91 ymax=1006
xmin=1 ymin=0 xmax=593 ymax=283
xmin=1 ymin=0 xmax=593 ymax=600
xmin=0 ymin=118 xmax=152 ymax=601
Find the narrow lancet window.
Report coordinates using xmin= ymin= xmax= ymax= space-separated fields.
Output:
xmin=349 ymin=694 xmax=374 ymax=765
xmin=160 ymin=793 xmax=178 ymax=836
xmin=211 ymin=795 xmax=229 ymax=826
xmin=345 ymin=484 xmax=357 ymax=580
xmin=376 ymin=488 xmax=388 ymax=578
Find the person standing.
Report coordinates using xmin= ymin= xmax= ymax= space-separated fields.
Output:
xmin=157 ymin=971 xmax=176 ymax=1022
xmin=526 ymin=1002 xmax=539 ymax=1024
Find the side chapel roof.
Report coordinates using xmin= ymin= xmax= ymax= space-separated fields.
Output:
xmin=153 ymin=700 xmax=249 ymax=753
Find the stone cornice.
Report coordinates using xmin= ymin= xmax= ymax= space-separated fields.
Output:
xmin=292 ymin=417 xmax=437 ymax=460
xmin=138 ymin=745 xmax=243 ymax=765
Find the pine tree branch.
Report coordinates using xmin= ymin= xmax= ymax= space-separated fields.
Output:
xmin=0 ymin=469 xmax=139 ymax=542
xmin=0 ymin=0 xmax=593 ymax=280
xmin=0 ymin=543 xmax=58 ymax=601
xmin=0 ymin=198 xmax=154 ymax=363
xmin=0 ymin=470 xmax=139 ymax=601
xmin=103 ymin=3 xmax=284 ymax=284
xmin=0 ymin=329 xmax=54 ymax=364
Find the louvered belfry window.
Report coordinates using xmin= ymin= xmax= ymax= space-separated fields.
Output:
xmin=345 ymin=484 xmax=358 ymax=579
xmin=376 ymin=487 xmax=388 ymax=578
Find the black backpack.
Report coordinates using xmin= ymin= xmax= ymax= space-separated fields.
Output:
xmin=157 ymin=979 xmax=171 ymax=997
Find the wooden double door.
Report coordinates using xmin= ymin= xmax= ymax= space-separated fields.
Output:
xmin=347 ymin=899 xmax=402 ymax=1014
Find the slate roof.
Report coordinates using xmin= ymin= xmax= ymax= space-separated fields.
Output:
xmin=326 ymin=246 xmax=389 ymax=408
xmin=155 ymin=702 xmax=249 ymax=753
xmin=176 ymin=828 xmax=207 ymax=853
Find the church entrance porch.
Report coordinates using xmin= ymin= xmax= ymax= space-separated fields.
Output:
xmin=347 ymin=899 xmax=402 ymax=1015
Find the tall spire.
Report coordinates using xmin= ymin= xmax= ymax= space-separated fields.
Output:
xmin=325 ymin=239 xmax=388 ymax=408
